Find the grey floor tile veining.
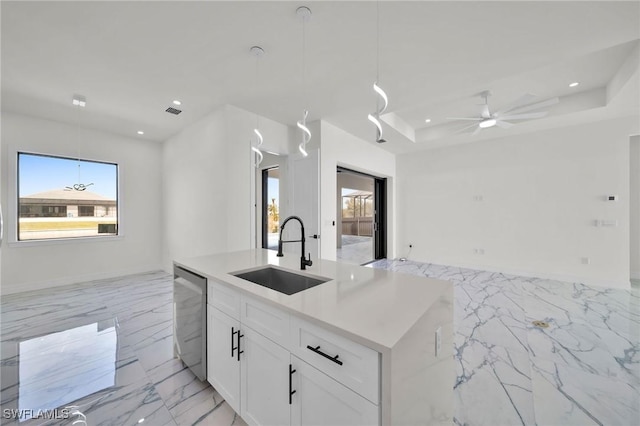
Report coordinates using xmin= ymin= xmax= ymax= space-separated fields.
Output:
xmin=2 ymin=263 xmax=638 ymax=425
xmin=368 ymin=259 xmax=640 ymax=426
xmin=0 ymin=271 xmax=245 ymax=426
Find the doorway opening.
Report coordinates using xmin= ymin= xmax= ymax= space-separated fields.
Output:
xmin=262 ymin=167 xmax=280 ymax=250
xmin=336 ymin=167 xmax=386 ymax=265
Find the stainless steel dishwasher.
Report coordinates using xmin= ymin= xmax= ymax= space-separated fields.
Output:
xmin=173 ymin=266 xmax=207 ymax=381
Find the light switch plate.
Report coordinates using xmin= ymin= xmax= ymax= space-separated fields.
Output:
xmin=435 ymin=326 xmax=442 ymax=357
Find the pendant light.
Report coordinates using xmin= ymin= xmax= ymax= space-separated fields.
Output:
xmin=66 ymin=95 xmax=94 ymax=191
xmin=296 ymin=6 xmax=312 ymax=157
xmin=367 ymin=1 xmax=389 ymax=143
xmin=250 ymin=46 xmax=265 ymax=168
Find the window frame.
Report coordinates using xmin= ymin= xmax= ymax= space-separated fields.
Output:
xmin=13 ymin=150 xmax=122 ymax=245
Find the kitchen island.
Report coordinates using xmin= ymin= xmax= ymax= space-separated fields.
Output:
xmin=175 ymin=249 xmax=453 ymax=425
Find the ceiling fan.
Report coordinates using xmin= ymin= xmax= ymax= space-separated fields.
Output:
xmin=447 ymin=91 xmax=559 ymax=135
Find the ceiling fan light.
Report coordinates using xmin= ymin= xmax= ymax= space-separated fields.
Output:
xmin=72 ymin=94 xmax=86 ymax=107
xmin=479 ymin=118 xmax=497 ymax=129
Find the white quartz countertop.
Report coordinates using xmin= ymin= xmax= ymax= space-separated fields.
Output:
xmin=174 ymin=249 xmax=452 ymax=352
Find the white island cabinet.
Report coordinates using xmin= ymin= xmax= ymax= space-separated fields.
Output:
xmin=175 ymin=248 xmax=454 ymax=426
xmin=207 ymin=280 xmax=377 ymax=425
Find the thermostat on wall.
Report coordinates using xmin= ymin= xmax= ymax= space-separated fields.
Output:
xmin=606 ymin=195 xmax=618 ymax=201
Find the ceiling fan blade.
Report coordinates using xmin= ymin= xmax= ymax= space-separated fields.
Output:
xmin=494 ymin=93 xmax=537 ymax=115
xmin=496 ymin=120 xmax=514 ymax=129
xmin=503 ymin=97 xmax=560 ymax=115
xmin=498 ymin=111 xmax=548 ymax=121
xmin=472 ymin=125 xmax=483 ymax=135
xmin=451 ymin=122 xmax=480 ymax=135
xmin=446 ymin=117 xmax=481 ymax=121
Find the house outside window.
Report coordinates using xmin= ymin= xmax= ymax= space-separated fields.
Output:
xmin=17 ymin=152 xmax=118 ymax=241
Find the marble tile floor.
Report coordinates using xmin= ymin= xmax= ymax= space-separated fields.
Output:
xmin=1 ymin=264 xmax=637 ymax=425
xmin=0 ymin=271 xmax=246 ymax=426
xmin=336 ymin=235 xmax=373 ymax=266
xmin=368 ymin=259 xmax=639 ymax=426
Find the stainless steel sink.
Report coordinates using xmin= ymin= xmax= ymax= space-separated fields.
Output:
xmin=232 ymin=266 xmax=330 ymax=295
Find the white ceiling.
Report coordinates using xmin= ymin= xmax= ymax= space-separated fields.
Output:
xmin=2 ymin=1 xmax=639 ymax=154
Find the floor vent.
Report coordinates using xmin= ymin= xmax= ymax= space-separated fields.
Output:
xmin=166 ymin=107 xmax=182 ymax=115
xmin=532 ymin=320 xmax=550 ymax=328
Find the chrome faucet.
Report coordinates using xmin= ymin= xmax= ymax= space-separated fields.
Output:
xmin=277 ymin=215 xmax=312 ymax=270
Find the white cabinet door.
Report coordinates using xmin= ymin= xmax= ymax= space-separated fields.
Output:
xmin=241 ymin=326 xmax=291 ymax=426
xmin=291 ymin=357 xmax=379 ymax=426
xmin=207 ymin=306 xmax=241 ymax=413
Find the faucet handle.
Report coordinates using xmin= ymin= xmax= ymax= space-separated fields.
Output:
xmin=306 ymin=253 xmax=313 ymax=267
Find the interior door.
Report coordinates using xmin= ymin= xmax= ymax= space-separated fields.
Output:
xmin=290 ymin=149 xmax=320 ymax=262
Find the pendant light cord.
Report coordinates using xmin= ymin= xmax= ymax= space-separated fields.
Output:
xmin=75 ymin=104 xmax=82 ymax=184
xmin=302 ymin=13 xmax=307 ymax=110
xmin=375 ymin=0 xmax=380 ymax=112
xmin=255 ymin=52 xmax=260 ymax=129
xmin=376 ymin=0 xmax=380 ymax=84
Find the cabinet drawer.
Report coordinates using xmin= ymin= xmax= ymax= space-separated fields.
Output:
xmin=291 ymin=317 xmax=380 ymax=404
xmin=208 ymin=280 xmax=241 ymax=319
xmin=241 ymin=295 xmax=290 ymax=349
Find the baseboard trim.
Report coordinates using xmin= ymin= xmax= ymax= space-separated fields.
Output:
xmin=0 ymin=264 xmax=165 ymax=296
xmin=403 ymin=257 xmax=630 ymax=290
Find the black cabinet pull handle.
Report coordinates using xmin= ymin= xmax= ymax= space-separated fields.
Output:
xmin=237 ymin=332 xmax=244 ymax=361
xmin=231 ymin=327 xmax=237 ymax=358
xmin=289 ymin=364 xmax=297 ymax=405
xmin=306 ymin=345 xmax=343 ymax=366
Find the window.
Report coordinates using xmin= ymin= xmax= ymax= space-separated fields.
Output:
xmin=17 ymin=152 xmax=118 ymax=241
xmin=78 ymin=206 xmax=95 ymax=217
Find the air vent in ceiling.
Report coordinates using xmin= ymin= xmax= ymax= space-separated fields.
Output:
xmin=166 ymin=107 xmax=182 ymax=115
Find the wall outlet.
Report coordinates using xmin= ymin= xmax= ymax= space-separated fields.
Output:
xmin=474 ymin=248 xmax=485 ymax=255
xmin=581 ymin=257 xmax=590 ymax=265
xmin=473 ymin=195 xmax=484 ymax=201
xmin=595 ymin=220 xmax=618 ymax=227
xmin=435 ymin=326 xmax=442 ymax=358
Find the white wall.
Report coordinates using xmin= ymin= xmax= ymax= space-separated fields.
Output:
xmin=319 ymin=121 xmax=396 ymax=261
xmin=631 ymin=135 xmax=640 ymax=280
xmin=162 ymin=105 xmax=290 ymax=270
xmin=397 ymin=116 xmax=638 ymax=289
xmin=162 ymin=108 xmax=227 ymax=269
xmin=0 ymin=112 xmax=163 ymax=294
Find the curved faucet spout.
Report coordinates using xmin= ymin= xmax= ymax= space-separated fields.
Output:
xmin=276 ymin=215 xmax=312 ymax=270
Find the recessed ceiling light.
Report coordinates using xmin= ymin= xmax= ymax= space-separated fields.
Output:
xmin=425 ymin=118 xmax=431 ymax=123
xmin=137 ymin=130 xmax=144 ymax=135
xmin=172 ymin=100 xmax=182 ymax=106
xmin=569 ymin=82 xmax=579 ymax=88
